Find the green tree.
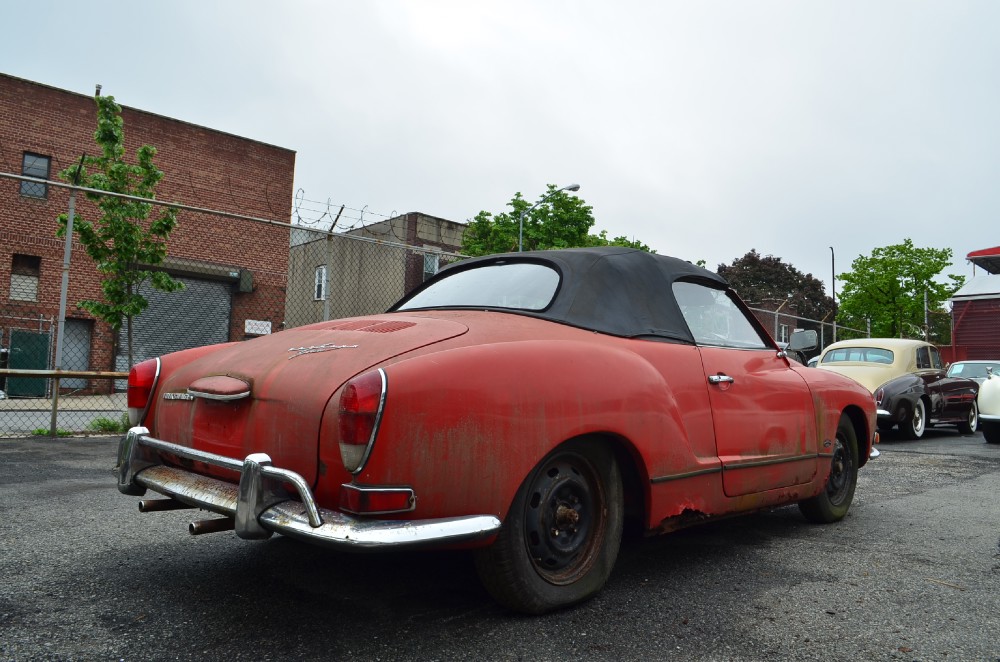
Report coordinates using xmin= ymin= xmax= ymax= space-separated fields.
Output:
xmin=462 ymin=186 xmax=652 ymax=255
xmin=836 ymin=239 xmax=964 ymax=340
xmin=56 ymin=94 xmax=183 ymax=368
xmin=717 ymin=250 xmax=835 ymax=322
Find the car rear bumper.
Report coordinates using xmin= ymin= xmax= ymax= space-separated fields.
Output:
xmin=117 ymin=427 xmax=501 ymax=549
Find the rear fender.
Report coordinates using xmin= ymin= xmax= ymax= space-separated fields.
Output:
xmin=325 ymin=339 xmax=710 ymax=524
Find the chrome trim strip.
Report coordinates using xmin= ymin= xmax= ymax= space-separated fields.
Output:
xmin=877 ymin=409 xmax=892 ymax=417
xmin=649 ymin=466 xmax=721 ymax=484
xmin=721 ymin=453 xmax=819 ymax=470
xmin=117 ymin=428 xmax=501 ymax=549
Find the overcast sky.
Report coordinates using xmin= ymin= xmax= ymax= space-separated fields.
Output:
xmin=4 ymin=1 xmax=998 ymax=295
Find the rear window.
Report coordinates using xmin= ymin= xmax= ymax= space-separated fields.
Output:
xmin=397 ymin=262 xmax=559 ymax=311
xmin=821 ymin=347 xmax=894 ymax=364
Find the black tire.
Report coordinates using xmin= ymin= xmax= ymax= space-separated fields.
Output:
xmin=984 ymin=422 xmax=1000 ymax=444
xmin=900 ymin=399 xmax=927 ymax=440
xmin=958 ymin=401 xmax=979 ymax=435
xmin=474 ymin=440 xmax=624 ymax=614
xmin=798 ymin=416 xmax=859 ymax=523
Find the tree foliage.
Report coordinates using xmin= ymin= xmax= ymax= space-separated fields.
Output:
xmin=836 ymin=239 xmax=964 ymax=340
xmin=717 ymin=250 xmax=834 ymax=321
xmin=56 ymin=94 xmax=182 ymax=367
xmin=462 ymin=186 xmax=652 ymax=256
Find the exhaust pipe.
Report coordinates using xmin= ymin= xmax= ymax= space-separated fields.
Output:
xmin=139 ymin=498 xmax=195 ymax=513
xmin=189 ymin=517 xmax=235 ymax=536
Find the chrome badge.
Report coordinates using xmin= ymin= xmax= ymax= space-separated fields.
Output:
xmin=163 ymin=392 xmax=195 ymax=401
xmin=287 ymin=343 xmax=359 ymax=359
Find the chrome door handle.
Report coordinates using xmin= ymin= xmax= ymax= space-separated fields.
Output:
xmin=708 ymin=374 xmax=735 ymax=385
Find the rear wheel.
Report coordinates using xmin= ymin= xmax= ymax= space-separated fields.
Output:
xmin=798 ymin=416 xmax=859 ymax=523
xmin=474 ymin=440 xmax=624 ymax=614
xmin=984 ymin=422 xmax=1000 ymax=444
xmin=900 ymin=399 xmax=926 ymax=440
xmin=958 ymin=401 xmax=979 ymax=435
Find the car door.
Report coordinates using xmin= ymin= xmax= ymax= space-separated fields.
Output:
xmin=673 ymin=280 xmax=818 ymax=497
xmin=921 ymin=345 xmax=976 ymax=420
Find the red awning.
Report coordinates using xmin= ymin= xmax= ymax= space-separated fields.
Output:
xmin=967 ymin=246 xmax=1000 ymax=274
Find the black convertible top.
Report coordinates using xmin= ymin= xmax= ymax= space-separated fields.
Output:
xmin=391 ymin=246 xmax=730 ymax=344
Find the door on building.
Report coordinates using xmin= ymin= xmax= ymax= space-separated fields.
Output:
xmin=7 ymin=329 xmax=50 ymax=397
xmin=116 ymin=276 xmax=233 ymax=378
xmin=61 ymin=319 xmax=93 ymax=390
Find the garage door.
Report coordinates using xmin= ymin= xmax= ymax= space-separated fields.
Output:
xmin=116 ymin=276 xmax=232 ymax=374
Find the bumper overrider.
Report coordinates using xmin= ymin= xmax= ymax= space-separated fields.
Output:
xmin=117 ymin=427 xmax=501 ymax=549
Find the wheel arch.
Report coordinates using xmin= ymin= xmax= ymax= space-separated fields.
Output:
xmin=840 ymin=405 xmax=872 ymax=468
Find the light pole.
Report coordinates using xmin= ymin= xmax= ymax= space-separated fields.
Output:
xmin=518 ymin=183 xmax=581 ymax=252
xmin=830 ymin=246 xmax=837 ymax=343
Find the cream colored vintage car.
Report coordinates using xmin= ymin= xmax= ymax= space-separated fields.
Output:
xmin=978 ymin=367 xmax=1000 ymax=444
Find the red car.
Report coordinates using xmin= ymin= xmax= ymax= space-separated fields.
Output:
xmin=118 ymin=247 xmax=877 ymax=613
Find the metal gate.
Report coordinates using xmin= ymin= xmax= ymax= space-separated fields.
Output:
xmin=116 ymin=276 xmax=233 ymax=375
xmin=7 ymin=329 xmax=50 ymax=397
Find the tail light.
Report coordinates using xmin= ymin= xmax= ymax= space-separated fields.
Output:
xmin=127 ymin=358 xmax=161 ymax=426
xmin=874 ymin=388 xmax=884 ymax=407
xmin=338 ymin=369 xmax=387 ymax=473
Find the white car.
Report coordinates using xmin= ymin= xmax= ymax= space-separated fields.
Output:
xmin=979 ymin=367 xmax=1000 ymax=444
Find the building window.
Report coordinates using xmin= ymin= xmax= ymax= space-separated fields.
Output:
xmin=10 ymin=254 xmax=41 ymax=301
xmin=778 ymin=324 xmax=789 ymax=344
xmin=423 ymin=252 xmax=440 ymax=282
xmin=314 ymin=265 xmax=327 ymax=300
xmin=20 ymin=153 xmax=51 ymax=199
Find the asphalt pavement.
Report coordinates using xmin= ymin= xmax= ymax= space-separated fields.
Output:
xmin=1 ymin=428 xmax=998 ymax=661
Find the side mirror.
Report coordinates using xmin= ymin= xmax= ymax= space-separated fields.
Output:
xmin=787 ymin=329 xmax=818 ymax=352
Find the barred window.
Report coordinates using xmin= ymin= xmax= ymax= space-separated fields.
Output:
xmin=10 ymin=254 xmax=41 ymax=302
xmin=314 ymin=265 xmax=327 ymax=300
xmin=20 ymin=153 xmax=50 ymax=199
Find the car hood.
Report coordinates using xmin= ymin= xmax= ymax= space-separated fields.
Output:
xmin=152 ymin=315 xmax=469 ymax=483
xmin=815 ymin=363 xmax=894 ymax=394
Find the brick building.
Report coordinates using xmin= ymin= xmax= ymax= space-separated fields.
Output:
xmin=0 ymin=73 xmax=295 ymax=395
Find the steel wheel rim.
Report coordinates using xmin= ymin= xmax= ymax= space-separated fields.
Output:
xmin=522 ymin=452 xmax=607 ymax=586
xmin=826 ymin=434 xmax=854 ymax=506
xmin=969 ymin=403 xmax=978 ymax=429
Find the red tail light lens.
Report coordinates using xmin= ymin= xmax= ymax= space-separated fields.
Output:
xmin=338 ymin=369 xmax=387 ymax=473
xmin=127 ymin=358 xmax=160 ymax=426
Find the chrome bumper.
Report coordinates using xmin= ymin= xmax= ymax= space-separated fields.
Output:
xmin=117 ymin=427 xmax=501 ymax=549
xmin=979 ymin=414 xmax=1000 ymax=423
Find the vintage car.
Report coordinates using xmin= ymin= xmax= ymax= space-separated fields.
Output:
xmin=946 ymin=360 xmax=1000 ymax=385
xmin=816 ymin=338 xmax=979 ymax=439
xmin=118 ymin=247 xmax=877 ymax=614
xmin=978 ymin=367 xmax=1000 ymax=444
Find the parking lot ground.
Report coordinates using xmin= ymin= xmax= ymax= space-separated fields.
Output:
xmin=1 ymin=429 xmax=998 ymax=661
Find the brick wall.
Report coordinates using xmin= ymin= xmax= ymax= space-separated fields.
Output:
xmin=0 ymin=73 xmax=296 ymax=390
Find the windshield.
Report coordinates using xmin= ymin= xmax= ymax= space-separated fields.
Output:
xmin=948 ymin=362 xmax=1000 ymax=379
xmin=821 ymin=347 xmax=894 ymax=365
xmin=397 ymin=262 xmax=560 ymax=311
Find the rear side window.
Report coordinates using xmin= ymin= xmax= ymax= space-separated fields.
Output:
xmin=397 ymin=262 xmax=559 ymax=311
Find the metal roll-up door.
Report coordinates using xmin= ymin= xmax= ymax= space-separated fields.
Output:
xmin=116 ymin=276 xmax=232 ymax=375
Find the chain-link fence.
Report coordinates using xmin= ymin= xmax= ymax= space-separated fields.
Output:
xmin=748 ymin=307 xmax=870 ymax=361
xmin=1 ymin=173 xmax=464 ymax=437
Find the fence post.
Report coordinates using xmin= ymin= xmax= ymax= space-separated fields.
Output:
xmin=50 ymin=184 xmax=79 ymax=436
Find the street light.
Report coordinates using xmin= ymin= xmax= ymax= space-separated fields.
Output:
xmin=518 ymin=183 xmax=581 ymax=252
xmin=830 ymin=246 xmax=837 ymax=343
